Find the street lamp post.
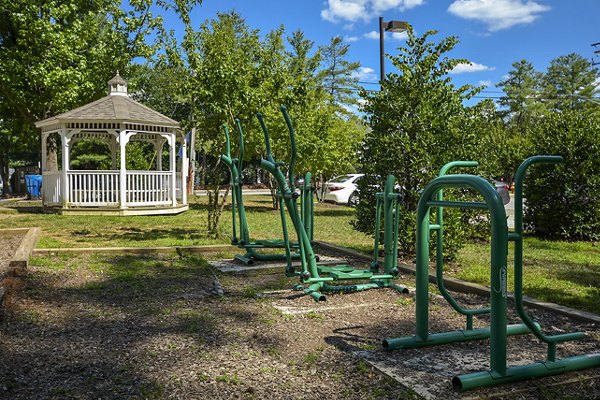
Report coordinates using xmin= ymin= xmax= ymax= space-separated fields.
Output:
xmin=379 ymin=17 xmax=408 ymax=82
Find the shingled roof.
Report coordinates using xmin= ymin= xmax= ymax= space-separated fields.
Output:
xmin=35 ymin=73 xmax=179 ymax=129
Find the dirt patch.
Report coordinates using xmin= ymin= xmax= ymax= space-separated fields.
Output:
xmin=0 ymin=249 xmax=599 ymax=399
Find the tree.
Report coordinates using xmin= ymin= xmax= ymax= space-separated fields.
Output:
xmin=355 ymin=25 xmax=481 ymax=260
xmin=318 ymin=36 xmax=361 ymax=113
xmin=542 ymin=53 xmax=599 ymax=112
xmin=0 ymin=0 xmax=200 ymax=192
xmin=497 ymin=60 xmax=546 ymax=130
xmin=177 ymin=12 xmax=293 ymax=233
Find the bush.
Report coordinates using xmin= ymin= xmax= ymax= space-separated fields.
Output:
xmin=525 ymin=110 xmax=600 ymax=241
xmin=354 ymin=27 xmax=490 ymax=261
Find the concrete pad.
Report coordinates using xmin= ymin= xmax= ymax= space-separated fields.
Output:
xmin=209 ymin=255 xmax=347 ymax=273
xmin=273 ymin=302 xmax=379 ymax=315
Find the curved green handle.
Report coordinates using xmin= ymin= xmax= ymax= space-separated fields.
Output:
xmin=513 ymin=155 xmax=563 ymax=234
xmin=257 ymin=112 xmax=275 ymax=163
xmin=280 ymin=106 xmax=296 ymax=188
xmin=234 ymin=118 xmax=245 ymax=172
xmin=438 ymin=161 xmax=479 ymax=178
xmin=222 ymin=124 xmax=231 ymax=158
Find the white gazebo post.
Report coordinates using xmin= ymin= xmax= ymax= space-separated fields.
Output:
xmin=61 ymin=127 xmax=70 ymax=207
xmin=181 ymin=132 xmax=188 ymax=205
xmin=118 ymin=130 xmax=134 ymax=210
xmin=41 ymin=133 xmax=48 ymax=172
xmin=169 ymin=135 xmax=177 ymax=207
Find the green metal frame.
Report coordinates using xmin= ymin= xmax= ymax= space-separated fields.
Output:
xmin=383 ymin=157 xmax=600 ymax=391
xmin=259 ymin=106 xmax=408 ymax=302
xmin=221 ymin=119 xmax=309 ymax=267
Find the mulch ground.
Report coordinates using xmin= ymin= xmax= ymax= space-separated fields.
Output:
xmin=0 ymin=240 xmax=599 ymax=399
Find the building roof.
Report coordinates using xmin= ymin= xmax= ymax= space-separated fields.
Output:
xmin=35 ymin=73 xmax=180 ymax=129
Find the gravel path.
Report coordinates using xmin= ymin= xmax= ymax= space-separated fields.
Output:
xmin=0 ymin=247 xmax=598 ymax=399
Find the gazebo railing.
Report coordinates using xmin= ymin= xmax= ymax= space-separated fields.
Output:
xmin=69 ymin=170 xmax=120 ymax=206
xmin=42 ymin=170 xmax=179 ymax=208
xmin=126 ymin=171 xmax=172 ymax=206
xmin=43 ymin=171 xmax=62 ymax=206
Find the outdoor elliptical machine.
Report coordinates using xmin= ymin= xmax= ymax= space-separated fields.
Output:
xmin=383 ymin=156 xmax=600 ymax=391
xmin=221 ymin=119 xmax=313 ymax=266
xmin=258 ymin=106 xmax=408 ymax=302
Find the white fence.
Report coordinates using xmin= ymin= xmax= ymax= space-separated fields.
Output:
xmin=126 ymin=171 xmax=172 ymax=206
xmin=42 ymin=170 xmax=179 ymax=208
xmin=69 ymin=171 xmax=120 ymax=206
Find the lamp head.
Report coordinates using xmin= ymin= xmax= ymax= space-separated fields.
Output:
xmin=384 ymin=20 xmax=408 ymax=33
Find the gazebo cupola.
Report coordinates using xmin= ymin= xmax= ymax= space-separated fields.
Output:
xmin=34 ymin=73 xmax=189 ymax=216
xmin=107 ymin=71 xmax=128 ymax=96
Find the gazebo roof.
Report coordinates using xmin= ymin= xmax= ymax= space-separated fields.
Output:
xmin=35 ymin=73 xmax=180 ymax=129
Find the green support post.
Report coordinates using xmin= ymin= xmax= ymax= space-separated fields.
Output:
xmin=434 ymin=162 xmax=490 ymax=330
xmin=385 ymin=174 xmax=515 ymax=379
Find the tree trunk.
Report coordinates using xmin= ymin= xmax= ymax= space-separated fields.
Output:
xmin=0 ymin=152 xmax=10 ymax=197
xmin=206 ymin=159 xmax=230 ymax=237
xmin=46 ymin=134 xmax=58 ymax=171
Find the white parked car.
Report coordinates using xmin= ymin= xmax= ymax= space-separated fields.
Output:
xmin=323 ymin=174 xmax=364 ymax=206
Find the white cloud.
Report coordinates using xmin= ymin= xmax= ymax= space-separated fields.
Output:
xmin=371 ymin=0 xmax=424 ymax=13
xmin=352 ymin=66 xmax=378 ymax=82
xmin=321 ymin=0 xmax=425 ymax=23
xmin=478 ymin=80 xmax=492 ymax=87
xmin=364 ymin=30 xmax=380 ymax=40
xmin=450 ymin=62 xmax=495 ymax=74
xmin=344 ymin=35 xmax=360 ymax=42
xmin=447 ymin=0 xmax=550 ymax=32
xmin=321 ymin=0 xmax=369 ymax=23
xmin=363 ymin=30 xmax=408 ymax=41
xmin=391 ymin=31 xmax=408 ymax=40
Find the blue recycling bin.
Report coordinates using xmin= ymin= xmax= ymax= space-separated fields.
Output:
xmin=25 ymin=174 xmax=42 ymax=198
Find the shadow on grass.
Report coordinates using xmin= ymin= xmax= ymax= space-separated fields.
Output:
xmin=313 ymin=207 xmax=355 ymax=217
xmin=70 ymin=227 xmax=212 ymax=243
xmin=522 ymin=282 xmax=600 ymax=315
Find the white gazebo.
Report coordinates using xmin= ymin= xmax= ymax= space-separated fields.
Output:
xmin=35 ymin=73 xmax=189 ymax=215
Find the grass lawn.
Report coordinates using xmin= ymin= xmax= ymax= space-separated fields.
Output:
xmin=0 ymin=195 xmax=373 ymax=250
xmin=453 ymin=238 xmax=600 ymax=315
xmin=2 ymin=194 xmax=598 ymax=314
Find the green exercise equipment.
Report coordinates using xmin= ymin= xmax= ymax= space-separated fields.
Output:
xmin=258 ymin=106 xmax=408 ymax=301
xmin=383 ymin=156 xmax=600 ymax=391
xmin=221 ymin=119 xmax=311 ymax=266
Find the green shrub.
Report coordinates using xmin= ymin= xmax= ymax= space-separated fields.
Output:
xmin=525 ymin=110 xmax=600 ymax=241
xmin=355 ymin=27 xmax=488 ymax=261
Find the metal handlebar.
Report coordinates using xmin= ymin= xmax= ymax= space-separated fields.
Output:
xmin=280 ymin=106 xmax=297 ymax=188
xmin=234 ymin=118 xmax=245 ymax=172
xmin=222 ymin=124 xmax=231 ymax=159
xmin=257 ymin=112 xmax=275 ymax=164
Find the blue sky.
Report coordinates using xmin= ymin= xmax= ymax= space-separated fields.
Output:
xmin=164 ymin=0 xmax=599 ymax=104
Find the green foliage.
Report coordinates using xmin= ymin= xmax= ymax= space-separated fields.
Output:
xmin=0 ymin=0 xmax=201 ymax=186
xmin=318 ymin=35 xmax=361 ymax=113
xmin=355 ymin=26 xmax=481 ymax=260
xmin=70 ymin=139 xmax=111 ymax=170
xmin=497 ymin=60 xmax=547 ymax=130
xmin=525 ymin=110 xmax=600 ymax=241
xmin=542 ymin=53 xmax=599 ymax=112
